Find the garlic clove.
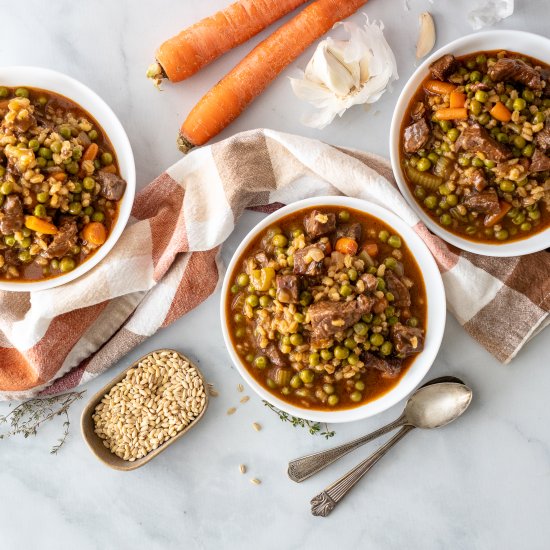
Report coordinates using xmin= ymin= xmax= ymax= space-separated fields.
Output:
xmin=416 ymin=12 xmax=436 ymax=59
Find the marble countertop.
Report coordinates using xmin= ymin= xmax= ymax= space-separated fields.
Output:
xmin=1 ymin=1 xmax=549 ymax=548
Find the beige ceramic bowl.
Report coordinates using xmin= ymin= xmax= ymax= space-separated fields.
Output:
xmin=81 ymin=349 xmax=208 ymax=471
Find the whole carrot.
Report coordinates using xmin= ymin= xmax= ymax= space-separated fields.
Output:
xmin=148 ymin=0 xmax=309 ymax=85
xmin=178 ymin=0 xmax=369 ymax=153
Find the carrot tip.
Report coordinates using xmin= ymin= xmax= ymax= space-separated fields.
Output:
xmin=146 ymin=62 xmax=165 ymax=89
xmin=177 ymin=135 xmax=195 ymax=154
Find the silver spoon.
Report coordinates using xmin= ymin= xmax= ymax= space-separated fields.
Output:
xmin=288 ymin=376 xmax=465 ymax=483
xmin=310 ymin=381 xmax=473 ymax=516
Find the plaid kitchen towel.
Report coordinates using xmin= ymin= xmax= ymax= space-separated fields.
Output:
xmin=0 ymin=129 xmax=548 ymax=400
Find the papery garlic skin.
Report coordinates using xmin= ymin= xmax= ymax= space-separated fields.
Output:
xmin=290 ymin=16 xmax=398 ymax=129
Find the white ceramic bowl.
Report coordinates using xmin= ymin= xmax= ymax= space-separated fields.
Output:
xmin=0 ymin=66 xmax=135 ymax=291
xmin=220 ymin=196 xmax=446 ymax=423
xmin=390 ymin=30 xmax=550 ymax=257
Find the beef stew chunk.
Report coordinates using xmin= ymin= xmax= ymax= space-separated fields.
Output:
xmin=529 ymin=148 xmax=550 ymax=172
xmin=363 ymin=352 xmax=402 ymax=378
xmin=404 ymin=119 xmax=430 ymax=154
xmin=276 ymin=274 xmax=299 ymax=303
xmin=462 ymin=190 xmax=500 ymax=214
xmin=97 ymin=171 xmax=127 ymax=201
xmin=488 ymin=58 xmax=543 ymax=90
xmin=429 ymin=54 xmax=458 ymax=81
xmin=392 ymin=323 xmax=424 ymax=357
xmin=385 ymin=269 xmax=411 ymax=308
xmin=456 ymin=124 xmax=512 ymax=162
xmin=0 ymin=195 xmax=24 ymax=235
xmin=303 ymin=210 xmax=336 ymax=238
xmin=42 ymin=218 xmax=78 ymax=259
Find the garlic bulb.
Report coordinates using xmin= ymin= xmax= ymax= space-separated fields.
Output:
xmin=290 ymin=17 xmax=398 ymax=129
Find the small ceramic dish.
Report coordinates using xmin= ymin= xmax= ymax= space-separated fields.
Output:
xmin=81 ymin=349 xmax=208 ymax=471
xmin=0 ymin=66 xmax=135 ymax=291
xmin=390 ymin=30 xmax=550 ymax=257
xmin=220 ymin=196 xmax=446 ymax=424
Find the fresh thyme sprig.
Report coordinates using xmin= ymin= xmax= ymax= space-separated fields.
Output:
xmin=263 ymin=401 xmax=335 ymax=439
xmin=0 ymin=391 xmax=85 ymax=454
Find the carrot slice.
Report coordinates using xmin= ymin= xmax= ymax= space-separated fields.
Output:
xmin=490 ymin=101 xmax=512 ymax=122
xmin=424 ymin=80 xmax=456 ymax=95
xmin=82 ymin=143 xmax=99 ymax=163
xmin=335 ymin=237 xmax=358 ymax=255
xmin=449 ymin=91 xmax=466 ymax=109
xmin=434 ymin=107 xmax=468 ymax=121
xmin=100 ymin=164 xmax=117 ymax=174
xmin=484 ymin=201 xmax=512 ymax=227
xmin=82 ymin=222 xmax=107 ymax=245
xmin=178 ymin=0 xmax=370 ymax=152
xmin=363 ymin=243 xmax=379 ymax=257
xmin=52 ymin=172 xmax=67 ymax=182
xmin=24 ymin=215 xmax=57 ymax=235
xmin=154 ymin=0 xmax=309 ymax=84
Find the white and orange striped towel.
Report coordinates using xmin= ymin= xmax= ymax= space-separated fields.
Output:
xmin=0 ymin=129 xmax=548 ymax=400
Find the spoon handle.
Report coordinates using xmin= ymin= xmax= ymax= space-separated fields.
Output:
xmin=288 ymin=415 xmax=406 ymax=483
xmin=310 ymin=425 xmax=414 ymax=517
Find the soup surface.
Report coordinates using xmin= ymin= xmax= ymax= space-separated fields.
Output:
xmin=226 ymin=206 xmax=427 ymax=411
xmin=400 ymin=50 xmax=550 ymax=243
xmin=0 ymin=86 xmax=127 ymax=281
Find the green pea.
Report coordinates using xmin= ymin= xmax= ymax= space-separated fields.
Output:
xmin=15 ymin=87 xmax=29 ymax=98
xmin=446 ymin=194 xmax=458 ymax=206
xmin=416 ymin=158 xmax=431 ymax=172
xmin=475 ymin=90 xmax=489 ymax=103
xmin=466 ymin=59 xmax=477 ymax=70
xmin=496 ymin=133 xmax=509 ymax=143
xmin=101 ymin=152 xmax=113 ymax=166
xmin=522 ymin=144 xmax=534 ymax=158
xmin=234 ymin=313 xmax=244 ymax=324
xmin=82 ymin=176 xmax=95 ymax=191
xmin=299 ymin=369 xmax=314 ymax=384
xmin=439 ymin=120 xmax=452 ymax=132
xmin=362 ymin=313 xmax=373 ymax=323
xmin=322 ymin=383 xmax=335 ymax=395
xmin=290 ymin=333 xmax=303 ymax=346
xmin=471 ymin=157 xmax=484 ymax=168
xmin=387 ymin=235 xmax=401 ymax=248
xmin=469 ymin=99 xmax=482 ymax=116
xmin=484 ymin=159 xmax=496 ymax=169
xmin=424 ymin=195 xmax=437 ymax=210
xmin=369 ymin=333 xmax=384 ymax=347
xmin=386 ymin=291 xmax=395 ymax=302
xmin=348 ymin=268 xmax=358 ymax=281
xmin=476 ymin=54 xmax=487 ymax=65
xmin=27 ymin=139 xmax=40 ymax=152
xmin=447 ymin=128 xmax=460 ymax=142
xmin=513 ymin=97 xmax=527 ymax=111
xmin=385 ymin=306 xmax=395 ymax=317
xmin=309 ymin=352 xmax=320 ymax=367
xmin=4 ymin=235 xmax=15 ymax=247
xmin=88 ymin=129 xmax=98 ymax=141
xmin=470 ymin=71 xmax=482 ymax=82
xmin=22 ymin=228 xmax=31 ymax=238
xmin=254 ymin=356 xmax=268 ymax=369
xmin=353 ymin=381 xmax=365 ymax=392
xmin=235 ymin=327 xmax=245 ymax=338
xmin=58 ymin=126 xmax=72 ymax=139
xmin=378 ymin=230 xmax=389 ymax=243
xmin=520 ymin=222 xmax=532 ymax=231
xmin=246 ymin=294 xmax=259 ymax=307
xmin=465 ymin=225 xmax=477 ymax=236
xmin=495 ymin=229 xmax=509 ymax=241
xmin=36 ymin=157 xmax=47 ymax=168
xmin=72 ymin=148 xmax=83 ymax=161
xmin=91 ymin=211 xmax=105 ymax=222
xmin=266 ymin=378 xmax=276 ymax=389
xmin=299 ymin=291 xmax=312 ymax=306
xmin=68 ymin=202 xmax=82 ymax=215
xmin=512 ymin=136 xmax=526 ymax=149
xmin=334 ymin=346 xmax=349 ymax=360
xmin=290 ymin=375 xmax=302 ymax=389
xmin=327 ymin=394 xmax=339 ymax=406
xmin=512 ymin=212 xmax=526 ymax=225
xmin=293 ymin=312 xmax=305 ymax=323
xmin=50 ymin=141 xmax=62 ymax=154
xmin=66 ymin=161 xmax=79 ymax=175
xmin=438 ymin=183 xmax=451 ymax=196
xmin=344 ymin=337 xmax=356 ymax=350
xmin=414 ymin=185 xmax=426 ymax=200
xmin=33 ymin=204 xmax=47 ymax=218
xmin=38 ymin=147 xmax=52 ymax=159
xmin=59 ymin=257 xmax=76 ymax=272
xmin=259 ymin=295 xmax=271 ymax=307
xmin=350 ymin=391 xmax=362 ymax=403
xmin=348 ymin=353 xmax=359 ymax=365
xmin=272 ymin=233 xmax=288 ymax=248
xmin=18 ymin=250 xmax=31 ymax=262
xmin=440 ymin=213 xmax=452 ymax=226
xmin=320 ymin=349 xmax=333 ymax=361
xmin=528 ymin=209 xmax=541 ymax=220
xmin=19 ymin=236 xmax=31 ymax=248
xmin=500 ymin=180 xmax=515 ymax=193
xmin=339 ymin=284 xmax=352 ymax=297
xmin=237 ymin=273 xmax=249 ymax=287
xmin=533 ymin=112 xmax=545 ymax=125
xmin=244 ymin=353 xmax=254 ymax=363
xmin=522 ymin=89 xmax=535 ymax=102
xmin=376 ymin=277 xmax=386 ymax=291
xmin=0 ymin=87 xmax=8 ymax=98
xmin=427 ymin=152 xmax=439 ymax=164
xmin=380 ymin=341 xmax=393 ymax=356
xmin=384 ymin=257 xmax=398 ymax=270
xmin=1 ymin=181 xmax=14 ymax=195
xmin=338 ymin=210 xmax=350 ymax=222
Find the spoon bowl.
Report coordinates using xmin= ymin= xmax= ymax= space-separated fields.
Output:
xmin=404 ymin=382 xmax=473 ymax=430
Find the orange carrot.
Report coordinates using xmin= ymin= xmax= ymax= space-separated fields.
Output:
xmin=449 ymin=91 xmax=466 ymax=109
xmin=178 ymin=0 xmax=369 ymax=152
xmin=82 ymin=222 xmax=107 ymax=245
xmin=484 ymin=201 xmax=512 ymax=227
xmin=100 ymin=164 xmax=117 ymax=174
xmin=335 ymin=237 xmax=358 ymax=256
xmin=24 ymin=216 xmax=57 ymax=235
xmin=490 ymin=101 xmax=512 ymax=122
xmin=52 ymin=172 xmax=67 ymax=182
xmin=363 ymin=243 xmax=379 ymax=257
xmin=82 ymin=143 xmax=99 ymax=163
xmin=152 ymin=0 xmax=309 ymax=84
xmin=434 ymin=107 xmax=468 ymax=121
xmin=424 ymin=80 xmax=456 ymax=95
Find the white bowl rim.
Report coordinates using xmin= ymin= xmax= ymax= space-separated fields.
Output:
xmin=220 ymin=196 xmax=446 ymax=423
xmin=390 ymin=29 xmax=550 ymax=257
xmin=0 ymin=66 xmax=135 ymax=292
